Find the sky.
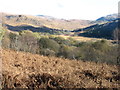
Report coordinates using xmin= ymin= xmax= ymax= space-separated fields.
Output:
xmin=0 ymin=0 xmax=119 ymax=20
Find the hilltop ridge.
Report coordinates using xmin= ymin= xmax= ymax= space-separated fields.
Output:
xmin=0 ymin=12 xmax=91 ymax=30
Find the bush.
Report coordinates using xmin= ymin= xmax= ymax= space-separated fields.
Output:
xmin=75 ymin=40 xmax=118 ymax=64
xmin=1 ymin=31 xmax=11 ymax=48
xmin=19 ymin=30 xmax=33 ymax=35
xmin=75 ymin=42 xmax=89 ymax=47
xmin=39 ymin=37 xmax=60 ymax=53
xmin=77 ymin=43 xmax=96 ymax=61
xmin=40 ymin=48 xmax=56 ymax=56
xmin=2 ymin=31 xmax=39 ymax=54
xmin=68 ymin=37 xmax=78 ymax=45
xmin=57 ymin=45 xmax=80 ymax=59
xmin=0 ymin=27 xmax=5 ymax=41
xmin=91 ymin=40 xmax=110 ymax=52
xmin=8 ymin=32 xmax=20 ymax=50
xmin=53 ymin=37 xmax=71 ymax=45
xmin=18 ymin=32 xmax=39 ymax=53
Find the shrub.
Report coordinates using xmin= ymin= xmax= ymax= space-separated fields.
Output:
xmin=68 ymin=37 xmax=78 ymax=45
xmin=1 ymin=31 xmax=11 ymax=48
xmin=39 ymin=37 xmax=60 ymax=53
xmin=75 ymin=42 xmax=88 ymax=47
xmin=9 ymin=32 xmax=20 ymax=50
xmin=40 ymin=48 xmax=56 ymax=56
xmin=0 ymin=27 xmax=5 ymax=41
xmin=53 ymin=37 xmax=71 ymax=45
xmin=57 ymin=45 xmax=80 ymax=59
xmin=75 ymin=40 xmax=118 ymax=64
xmin=19 ymin=30 xmax=33 ymax=35
xmin=18 ymin=32 xmax=39 ymax=53
xmin=91 ymin=39 xmax=110 ymax=52
xmin=2 ymin=31 xmax=39 ymax=54
xmin=33 ymin=32 xmax=41 ymax=39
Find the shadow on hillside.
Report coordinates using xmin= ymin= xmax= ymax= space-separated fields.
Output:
xmin=5 ymin=24 xmax=69 ymax=35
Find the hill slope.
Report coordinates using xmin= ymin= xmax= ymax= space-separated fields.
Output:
xmin=73 ymin=19 xmax=118 ymax=39
xmin=0 ymin=12 xmax=91 ymax=30
xmin=1 ymin=49 xmax=120 ymax=88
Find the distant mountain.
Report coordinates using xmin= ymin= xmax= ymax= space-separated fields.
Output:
xmin=73 ymin=19 xmax=118 ymax=39
xmin=37 ymin=15 xmax=55 ymax=19
xmin=96 ymin=14 xmax=118 ymax=22
xmin=0 ymin=12 xmax=91 ymax=30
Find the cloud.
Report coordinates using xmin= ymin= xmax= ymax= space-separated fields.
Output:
xmin=57 ymin=3 xmax=64 ymax=8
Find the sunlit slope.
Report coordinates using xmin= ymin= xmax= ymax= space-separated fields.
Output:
xmin=1 ymin=49 xmax=120 ymax=88
xmin=0 ymin=13 xmax=91 ymax=30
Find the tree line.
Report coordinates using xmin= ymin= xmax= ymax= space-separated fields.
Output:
xmin=1 ymin=30 xmax=119 ymax=65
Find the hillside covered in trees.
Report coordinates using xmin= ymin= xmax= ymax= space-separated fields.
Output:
xmin=1 ymin=27 xmax=119 ymax=65
xmin=73 ymin=19 xmax=118 ymax=40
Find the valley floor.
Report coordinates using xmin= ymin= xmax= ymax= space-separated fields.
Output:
xmin=1 ymin=49 xmax=120 ymax=88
